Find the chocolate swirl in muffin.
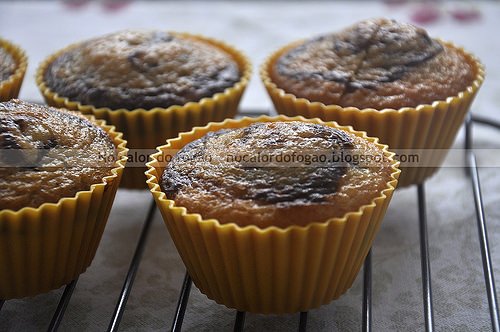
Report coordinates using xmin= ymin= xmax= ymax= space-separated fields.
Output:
xmin=163 ymin=122 xmax=354 ymax=204
xmin=44 ymin=30 xmax=240 ymax=110
xmin=161 ymin=121 xmax=392 ymax=228
xmin=0 ymin=100 xmax=116 ymax=211
xmin=272 ymin=19 xmax=474 ymax=109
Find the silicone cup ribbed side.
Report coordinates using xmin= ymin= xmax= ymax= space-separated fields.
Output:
xmin=0 ymin=117 xmax=128 ymax=300
xmin=0 ymin=38 xmax=27 ymax=101
xmin=36 ymin=32 xmax=252 ymax=189
xmin=146 ymin=115 xmax=400 ymax=314
xmin=260 ymin=40 xmax=484 ymax=187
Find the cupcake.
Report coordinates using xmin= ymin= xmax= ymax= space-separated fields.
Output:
xmin=261 ymin=18 xmax=484 ymax=187
xmin=0 ymin=99 xmax=127 ymax=299
xmin=146 ymin=115 xmax=400 ymax=313
xmin=0 ymin=38 xmax=27 ymax=101
xmin=37 ymin=30 xmax=251 ymax=188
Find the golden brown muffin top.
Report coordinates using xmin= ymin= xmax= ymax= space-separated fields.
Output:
xmin=44 ymin=30 xmax=240 ymax=110
xmin=0 ymin=47 xmax=16 ymax=82
xmin=0 ymin=99 xmax=116 ymax=211
xmin=161 ymin=121 xmax=393 ymax=228
xmin=272 ymin=18 xmax=476 ymax=109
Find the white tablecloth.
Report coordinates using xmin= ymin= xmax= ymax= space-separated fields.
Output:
xmin=1 ymin=1 xmax=500 ymax=331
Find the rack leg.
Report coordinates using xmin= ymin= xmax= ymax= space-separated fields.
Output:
xmin=417 ymin=184 xmax=435 ymax=332
xmin=0 ymin=300 xmax=4 ymax=311
xmin=171 ymin=273 xmax=192 ymax=332
xmin=47 ymin=278 xmax=79 ymax=332
xmin=464 ymin=115 xmax=473 ymax=176
xmin=234 ymin=311 xmax=246 ymax=332
xmin=298 ymin=311 xmax=308 ymax=332
xmin=108 ymin=199 xmax=157 ymax=332
xmin=362 ymin=250 xmax=372 ymax=332
xmin=467 ymin=152 xmax=500 ymax=332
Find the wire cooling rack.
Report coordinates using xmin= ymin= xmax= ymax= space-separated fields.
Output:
xmin=1 ymin=111 xmax=499 ymax=332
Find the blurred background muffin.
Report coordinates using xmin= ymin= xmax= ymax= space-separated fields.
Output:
xmin=269 ymin=18 xmax=474 ymax=110
xmin=261 ymin=18 xmax=484 ymax=187
xmin=0 ymin=99 xmax=127 ymax=299
xmin=0 ymin=38 xmax=27 ymax=101
xmin=37 ymin=30 xmax=251 ymax=188
xmin=42 ymin=30 xmax=241 ymax=110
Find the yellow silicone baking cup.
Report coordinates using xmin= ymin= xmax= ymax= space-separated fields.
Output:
xmin=0 ymin=115 xmax=128 ymax=300
xmin=146 ymin=115 xmax=400 ymax=314
xmin=36 ymin=32 xmax=251 ymax=189
xmin=261 ymin=40 xmax=484 ymax=187
xmin=0 ymin=38 xmax=27 ymax=101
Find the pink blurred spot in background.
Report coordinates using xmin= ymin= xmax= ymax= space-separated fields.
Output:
xmin=102 ymin=0 xmax=132 ymax=12
xmin=61 ymin=0 xmax=91 ymax=10
xmin=449 ymin=7 xmax=481 ymax=23
xmin=411 ymin=4 xmax=441 ymax=25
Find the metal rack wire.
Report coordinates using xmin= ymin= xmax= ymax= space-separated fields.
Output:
xmin=1 ymin=112 xmax=499 ymax=332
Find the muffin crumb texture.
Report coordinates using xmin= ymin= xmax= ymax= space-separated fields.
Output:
xmin=272 ymin=18 xmax=476 ymax=109
xmin=161 ymin=121 xmax=393 ymax=228
xmin=44 ymin=30 xmax=240 ymax=110
xmin=0 ymin=99 xmax=116 ymax=211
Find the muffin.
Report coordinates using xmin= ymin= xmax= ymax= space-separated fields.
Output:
xmin=147 ymin=115 xmax=400 ymax=313
xmin=37 ymin=30 xmax=251 ymax=188
xmin=0 ymin=38 xmax=27 ymax=101
xmin=0 ymin=99 xmax=127 ymax=299
xmin=261 ymin=18 xmax=484 ymax=187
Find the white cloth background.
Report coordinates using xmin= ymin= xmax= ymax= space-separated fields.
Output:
xmin=1 ymin=1 xmax=500 ymax=331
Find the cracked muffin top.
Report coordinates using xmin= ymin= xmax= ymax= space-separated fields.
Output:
xmin=161 ymin=121 xmax=394 ymax=228
xmin=43 ymin=30 xmax=241 ymax=110
xmin=0 ymin=99 xmax=116 ymax=211
xmin=0 ymin=47 xmax=16 ymax=82
xmin=271 ymin=18 xmax=476 ymax=110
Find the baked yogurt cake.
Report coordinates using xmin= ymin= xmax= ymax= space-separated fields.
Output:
xmin=0 ymin=99 xmax=127 ymax=300
xmin=42 ymin=30 xmax=241 ymax=110
xmin=148 ymin=117 xmax=400 ymax=313
xmin=269 ymin=18 xmax=477 ymax=110
xmin=0 ymin=99 xmax=117 ymax=211
xmin=161 ymin=121 xmax=394 ymax=228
